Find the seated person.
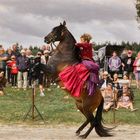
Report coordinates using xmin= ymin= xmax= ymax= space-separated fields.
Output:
xmin=102 ymin=83 xmax=117 ymax=111
xmin=118 ymin=74 xmax=130 ymax=87
xmin=0 ymin=71 xmax=7 ymax=96
xmin=115 ymin=84 xmax=137 ymax=111
xmin=112 ymin=73 xmax=120 ymax=91
xmin=99 ymin=71 xmax=112 ymax=91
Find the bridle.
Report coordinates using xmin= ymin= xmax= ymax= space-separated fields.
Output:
xmin=47 ymin=27 xmax=66 ymax=54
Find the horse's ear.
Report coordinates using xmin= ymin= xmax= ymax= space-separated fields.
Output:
xmin=63 ymin=21 xmax=66 ymax=26
xmin=60 ymin=22 xmax=62 ymax=25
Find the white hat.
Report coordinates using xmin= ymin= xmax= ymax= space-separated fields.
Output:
xmin=44 ymin=50 xmax=50 ymax=54
xmin=103 ymin=71 xmax=108 ymax=75
xmin=21 ymin=49 xmax=26 ymax=53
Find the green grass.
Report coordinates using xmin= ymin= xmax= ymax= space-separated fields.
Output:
xmin=0 ymin=85 xmax=140 ymax=125
xmin=103 ymin=86 xmax=140 ymax=124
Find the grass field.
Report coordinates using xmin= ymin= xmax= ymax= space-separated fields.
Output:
xmin=0 ymin=85 xmax=140 ymax=125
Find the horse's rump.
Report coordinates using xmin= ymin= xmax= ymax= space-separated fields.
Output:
xmin=59 ymin=63 xmax=89 ymax=97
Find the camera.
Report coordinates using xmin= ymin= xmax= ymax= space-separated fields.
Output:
xmin=29 ymin=56 xmax=41 ymax=79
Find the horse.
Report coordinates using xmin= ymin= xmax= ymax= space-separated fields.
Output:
xmin=39 ymin=21 xmax=112 ymax=139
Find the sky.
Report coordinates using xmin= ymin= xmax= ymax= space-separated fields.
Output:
xmin=0 ymin=0 xmax=140 ymax=48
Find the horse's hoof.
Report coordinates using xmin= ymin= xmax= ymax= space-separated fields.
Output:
xmin=79 ymin=134 xmax=87 ymax=139
xmin=76 ymin=131 xmax=80 ymax=136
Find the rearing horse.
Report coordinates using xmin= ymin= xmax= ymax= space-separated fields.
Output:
xmin=42 ymin=21 xmax=111 ymax=139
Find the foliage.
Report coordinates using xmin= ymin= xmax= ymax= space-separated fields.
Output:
xmin=29 ymin=46 xmax=40 ymax=56
xmin=94 ymin=41 xmax=140 ymax=57
xmin=136 ymin=0 xmax=140 ymax=22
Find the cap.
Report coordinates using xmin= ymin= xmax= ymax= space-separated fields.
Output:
xmin=37 ymin=51 xmax=42 ymax=55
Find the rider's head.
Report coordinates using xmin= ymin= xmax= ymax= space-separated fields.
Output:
xmin=80 ymin=33 xmax=92 ymax=43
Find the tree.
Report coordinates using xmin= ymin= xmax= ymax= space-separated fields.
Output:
xmin=136 ymin=0 xmax=140 ymax=23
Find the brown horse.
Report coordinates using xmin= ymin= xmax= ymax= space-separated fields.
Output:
xmin=41 ymin=21 xmax=112 ymax=139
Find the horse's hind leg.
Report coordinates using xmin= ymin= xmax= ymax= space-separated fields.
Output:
xmin=75 ymin=102 xmax=90 ymax=136
xmin=79 ymin=111 xmax=95 ymax=139
xmin=76 ymin=120 xmax=89 ymax=136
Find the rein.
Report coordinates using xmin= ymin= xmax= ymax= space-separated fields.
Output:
xmin=49 ymin=42 xmax=57 ymax=55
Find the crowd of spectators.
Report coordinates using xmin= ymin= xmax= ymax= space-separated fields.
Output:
xmin=0 ymin=44 xmax=139 ymax=112
xmin=99 ymin=50 xmax=139 ymax=112
xmin=0 ymin=44 xmax=51 ymax=96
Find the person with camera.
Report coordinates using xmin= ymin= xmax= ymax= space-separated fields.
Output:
xmin=26 ymin=49 xmax=34 ymax=88
xmin=36 ymin=51 xmax=46 ymax=96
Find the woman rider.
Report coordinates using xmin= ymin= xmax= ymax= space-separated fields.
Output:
xmin=75 ymin=33 xmax=99 ymax=96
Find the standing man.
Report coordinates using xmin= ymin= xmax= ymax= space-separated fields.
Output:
xmin=17 ymin=49 xmax=29 ymax=90
xmin=122 ymin=50 xmax=135 ymax=84
xmin=0 ymin=46 xmax=8 ymax=76
xmin=109 ymin=51 xmax=122 ymax=78
xmin=12 ymin=44 xmax=20 ymax=58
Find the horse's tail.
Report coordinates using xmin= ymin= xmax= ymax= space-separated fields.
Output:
xmin=94 ymin=97 xmax=112 ymax=137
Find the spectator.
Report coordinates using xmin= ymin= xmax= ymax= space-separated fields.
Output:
xmin=41 ymin=50 xmax=50 ymax=64
xmin=36 ymin=51 xmax=45 ymax=96
xmin=8 ymin=55 xmax=18 ymax=88
xmin=41 ymin=50 xmax=51 ymax=89
xmin=133 ymin=52 xmax=140 ymax=89
xmin=99 ymin=71 xmax=112 ymax=91
xmin=118 ymin=74 xmax=130 ymax=88
xmin=120 ymin=48 xmax=128 ymax=60
xmin=115 ymin=84 xmax=137 ymax=111
xmin=26 ymin=49 xmax=34 ymax=88
xmin=12 ymin=44 xmax=20 ymax=58
xmin=102 ymin=83 xmax=117 ymax=111
xmin=17 ymin=49 xmax=29 ymax=90
xmin=40 ymin=45 xmax=47 ymax=54
xmin=0 ymin=71 xmax=7 ymax=96
xmin=6 ymin=48 xmax=13 ymax=83
xmin=0 ymin=47 xmax=8 ymax=76
xmin=109 ymin=51 xmax=122 ymax=78
xmin=112 ymin=73 xmax=120 ymax=90
xmin=122 ymin=50 xmax=135 ymax=84
xmin=26 ymin=49 xmax=34 ymax=58
xmin=46 ymin=45 xmax=51 ymax=52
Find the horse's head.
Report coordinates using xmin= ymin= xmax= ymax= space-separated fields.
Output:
xmin=44 ymin=21 xmax=67 ymax=44
xmin=44 ymin=21 xmax=80 ymax=69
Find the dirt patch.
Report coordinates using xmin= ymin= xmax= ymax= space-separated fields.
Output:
xmin=0 ymin=124 xmax=140 ymax=140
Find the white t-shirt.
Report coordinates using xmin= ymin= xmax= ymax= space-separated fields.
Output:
xmin=101 ymin=80 xmax=107 ymax=89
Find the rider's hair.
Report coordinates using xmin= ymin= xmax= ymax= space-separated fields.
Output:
xmin=80 ymin=33 xmax=92 ymax=43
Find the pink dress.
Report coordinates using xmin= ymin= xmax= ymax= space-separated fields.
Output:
xmin=119 ymin=95 xmax=131 ymax=107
